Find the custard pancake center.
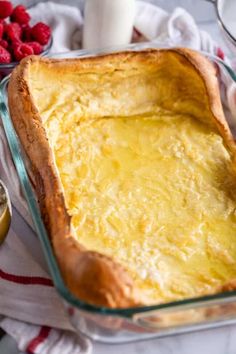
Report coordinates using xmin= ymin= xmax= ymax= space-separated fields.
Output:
xmin=44 ymin=114 xmax=236 ymax=303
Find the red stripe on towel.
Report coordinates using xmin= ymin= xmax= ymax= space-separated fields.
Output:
xmin=0 ymin=269 xmax=53 ymax=286
xmin=26 ymin=326 xmax=51 ymax=353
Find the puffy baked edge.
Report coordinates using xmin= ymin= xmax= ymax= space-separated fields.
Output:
xmin=8 ymin=48 xmax=236 ymax=309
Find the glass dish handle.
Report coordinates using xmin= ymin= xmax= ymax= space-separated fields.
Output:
xmin=132 ymin=299 xmax=236 ymax=330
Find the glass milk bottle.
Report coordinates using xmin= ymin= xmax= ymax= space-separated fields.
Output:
xmin=82 ymin=0 xmax=135 ymax=49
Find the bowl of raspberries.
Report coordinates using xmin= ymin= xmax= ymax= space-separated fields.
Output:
xmin=0 ymin=0 xmax=52 ymax=78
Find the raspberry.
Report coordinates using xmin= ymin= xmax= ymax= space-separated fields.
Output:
xmin=11 ymin=38 xmax=21 ymax=50
xmin=31 ymin=22 xmax=51 ymax=45
xmin=13 ymin=42 xmax=33 ymax=61
xmin=1 ymin=19 xmax=7 ymax=32
xmin=27 ymin=41 xmax=42 ymax=55
xmin=22 ymin=24 xmax=31 ymax=41
xmin=0 ymin=21 xmax=3 ymax=39
xmin=0 ymin=1 xmax=13 ymax=19
xmin=11 ymin=5 xmax=30 ymax=25
xmin=5 ymin=22 xmax=22 ymax=41
xmin=216 ymin=47 xmax=225 ymax=60
xmin=0 ymin=44 xmax=11 ymax=63
xmin=0 ymin=39 xmax=8 ymax=49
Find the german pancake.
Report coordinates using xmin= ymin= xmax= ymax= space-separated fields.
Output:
xmin=8 ymin=48 xmax=236 ymax=308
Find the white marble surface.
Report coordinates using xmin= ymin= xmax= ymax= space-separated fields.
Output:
xmin=1 ymin=1 xmax=236 ymax=353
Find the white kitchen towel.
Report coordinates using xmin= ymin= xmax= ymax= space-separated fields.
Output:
xmin=0 ymin=1 xmax=236 ymax=354
xmin=1 ymin=318 xmax=91 ymax=354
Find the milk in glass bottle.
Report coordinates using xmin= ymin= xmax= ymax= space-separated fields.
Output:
xmin=82 ymin=0 xmax=135 ymax=49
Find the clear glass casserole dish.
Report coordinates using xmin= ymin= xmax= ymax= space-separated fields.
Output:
xmin=1 ymin=43 xmax=236 ymax=344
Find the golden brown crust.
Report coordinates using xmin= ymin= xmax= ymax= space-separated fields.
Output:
xmin=8 ymin=48 xmax=236 ymax=308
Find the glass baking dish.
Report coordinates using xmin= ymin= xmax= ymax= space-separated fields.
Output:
xmin=1 ymin=43 xmax=236 ymax=344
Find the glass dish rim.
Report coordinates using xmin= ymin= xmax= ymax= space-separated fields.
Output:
xmin=1 ymin=43 xmax=236 ymax=318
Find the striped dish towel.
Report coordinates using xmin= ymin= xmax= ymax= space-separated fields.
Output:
xmin=0 ymin=229 xmax=91 ymax=354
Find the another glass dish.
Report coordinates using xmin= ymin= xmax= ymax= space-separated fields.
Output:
xmin=1 ymin=43 xmax=236 ymax=343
